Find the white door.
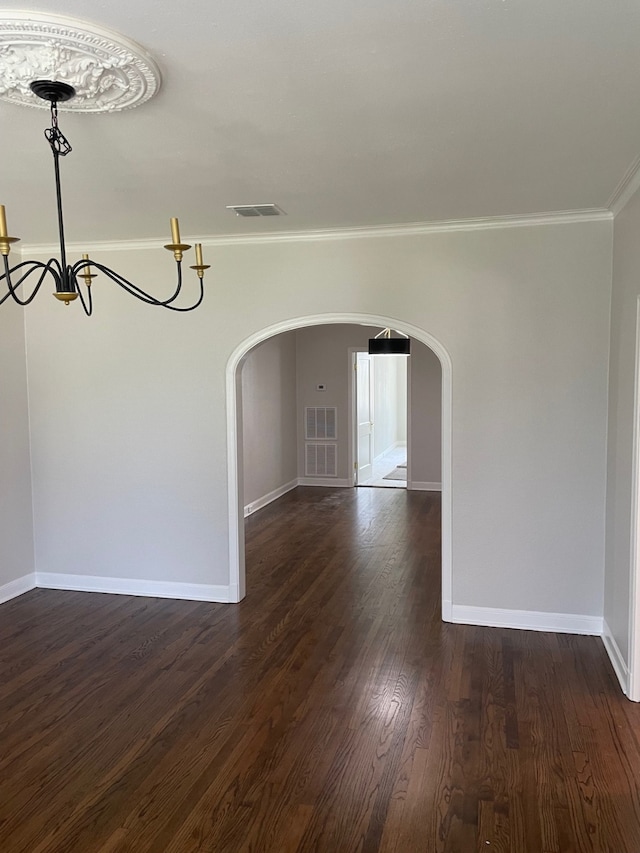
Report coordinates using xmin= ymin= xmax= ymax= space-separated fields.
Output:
xmin=356 ymin=352 xmax=374 ymax=483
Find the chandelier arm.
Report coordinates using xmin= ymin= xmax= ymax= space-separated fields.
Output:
xmin=0 ymin=259 xmax=51 ymax=288
xmin=90 ymin=260 xmax=205 ymax=309
xmin=161 ymin=261 xmax=184 ymax=305
xmin=91 ymin=263 xmax=178 ymax=305
xmin=158 ymin=278 xmax=204 ymax=312
xmin=155 ymin=261 xmax=184 ymax=306
xmin=1 ymin=257 xmax=61 ymax=306
xmin=93 ymin=262 xmax=204 ymax=312
xmin=108 ymin=260 xmax=185 ymax=306
xmin=76 ymin=260 xmax=171 ymax=305
xmin=66 ymin=268 xmax=93 ymax=317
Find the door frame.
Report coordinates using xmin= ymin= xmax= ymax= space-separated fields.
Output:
xmin=350 ymin=349 xmax=373 ymax=486
xmin=627 ymin=298 xmax=640 ymax=700
xmin=348 ymin=347 xmax=410 ymax=487
xmin=226 ymin=312 xmax=453 ymax=618
xmin=349 ymin=348 xmax=366 ymax=486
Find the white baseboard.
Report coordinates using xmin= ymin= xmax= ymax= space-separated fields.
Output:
xmin=0 ymin=573 xmax=37 ymax=604
xmin=244 ymin=476 xmax=353 ymax=514
xmin=408 ymin=481 xmax=442 ymax=491
xmin=35 ymin=573 xmax=230 ymax=602
xmin=297 ymin=477 xmax=352 ymax=487
xmin=441 ymin=598 xmax=452 ymax=622
xmin=451 ymin=604 xmax=603 ymax=636
xmin=244 ymin=478 xmax=298 ymax=517
xmin=228 ymin=583 xmax=242 ymax=603
xmin=602 ymin=619 xmax=630 ymax=696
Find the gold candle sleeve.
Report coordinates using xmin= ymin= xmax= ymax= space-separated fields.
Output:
xmin=0 ymin=205 xmax=8 ymax=238
xmin=170 ymin=217 xmax=181 ymax=245
xmin=195 ymin=243 xmax=203 ymax=266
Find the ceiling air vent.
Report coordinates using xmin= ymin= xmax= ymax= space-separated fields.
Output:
xmin=226 ymin=204 xmax=286 ymax=217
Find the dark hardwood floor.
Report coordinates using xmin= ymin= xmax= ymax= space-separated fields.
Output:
xmin=1 ymin=487 xmax=640 ymax=852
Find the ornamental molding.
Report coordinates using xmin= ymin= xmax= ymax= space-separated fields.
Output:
xmin=22 ymin=207 xmax=613 ymax=255
xmin=0 ymin=11 xmax=161 ymax=112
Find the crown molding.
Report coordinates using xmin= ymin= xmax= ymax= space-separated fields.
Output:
xmin=607 ymin=153 xmax=640 ymax=217
xmin=22 ymin=208 xmax=612 ymax=255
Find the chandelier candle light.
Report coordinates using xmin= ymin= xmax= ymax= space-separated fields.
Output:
xmin=0 ymin=80 xmax=209 ymax=315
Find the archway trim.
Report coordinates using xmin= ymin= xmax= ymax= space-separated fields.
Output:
xmin=225 ymin=312 xmax=453 ymax=618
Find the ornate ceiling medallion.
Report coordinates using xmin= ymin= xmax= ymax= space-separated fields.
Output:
xmin=0 ymin=11 xmax=161 ymax=112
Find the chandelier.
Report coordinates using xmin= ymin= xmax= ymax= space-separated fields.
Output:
xmin=368 ymin=328 xmax=411 ymax=355
xmin=0 ymin=80 xmax=208 ymax=315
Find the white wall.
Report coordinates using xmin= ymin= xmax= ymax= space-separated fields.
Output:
xmin=0 ymin=303 xmax=34 ymax=590
xmin=241 ymin=331 xmax=297 ymax=506
xmin=410 ymin=341 xmax=442 ymax=485
xmin=23 ymin=219 xmax=611 ymax=619
xmin=605 ymin=188 xmax=640 ymax=668
xmin=295 ymin=324 xmax=370 ymax=480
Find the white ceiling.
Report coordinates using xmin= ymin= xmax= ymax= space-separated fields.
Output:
xmin=2 ymin=0 xmax=640 ymax=245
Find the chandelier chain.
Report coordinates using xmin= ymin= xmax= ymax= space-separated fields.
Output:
xmin=44 ymin=101 xmax=72 ymax=157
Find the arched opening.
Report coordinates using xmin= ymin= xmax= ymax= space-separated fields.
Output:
xmin=226 ymin=313 xmax=452 ymax=619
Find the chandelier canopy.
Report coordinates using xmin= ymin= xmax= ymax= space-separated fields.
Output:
xmin=0 ymin=80 xmax=208 ymax=315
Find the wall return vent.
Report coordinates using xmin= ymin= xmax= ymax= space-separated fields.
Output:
xmin=305 ymin=443 xmax=337 ymax=477
xmin=305 ymin=407 xmax=337 ymax=440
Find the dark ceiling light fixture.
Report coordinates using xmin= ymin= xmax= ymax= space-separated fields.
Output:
xmin=0 ymin=80 xmax=209 ymax=316
xmin=368 ymin=328 xmax=411 ymax=355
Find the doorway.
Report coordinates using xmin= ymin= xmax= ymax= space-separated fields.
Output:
xmin=352 ymin=350 xmax=408 ymax=488
xmin=226 ymin=312 xmax=453 ymax=619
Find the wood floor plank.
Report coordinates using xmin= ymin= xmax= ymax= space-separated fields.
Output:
xmin=1 ymin=486 xmax=640 ymax=851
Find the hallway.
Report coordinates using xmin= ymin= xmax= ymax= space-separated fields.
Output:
xmin=357 ymin=445 xmax=407 ymax=488
xmin=1 ymin=488 xmax=639 ymax=850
